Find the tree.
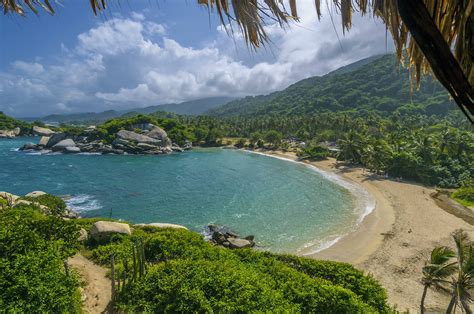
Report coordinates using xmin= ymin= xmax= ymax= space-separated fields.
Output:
xmin=420 ymin=246 xmax=456 ymax=313
xmin=446 ymin=230 xmax=474 ymax=314
xmin=422 ymin=229 xmax=474 ymax=313
xmin=337 ymin=131 xmax=363 ymax=164
xmin=263 ymin=130 xmax=283 ymax=148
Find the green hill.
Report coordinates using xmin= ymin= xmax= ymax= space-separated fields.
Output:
xmin=0 ymin=112 xmax=32 ymax=134
xmin=208 ymin=54 xmax=455 ymax=117
xmin=39 ymin=97 xmax=234 ymax=124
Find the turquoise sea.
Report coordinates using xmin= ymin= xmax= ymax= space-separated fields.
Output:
xmin=0 ymin=137 xmax=373 ymax=254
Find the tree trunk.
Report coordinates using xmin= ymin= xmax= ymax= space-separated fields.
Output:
xmin=420 ymin=285 xmax=428 ymax=314
xmin=446 ymin=296 xmax=456 ymax=314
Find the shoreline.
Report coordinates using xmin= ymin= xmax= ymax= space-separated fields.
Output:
xmin=246 ymin=149 xmax=389 ymax=263
xmin=249 ymin=149 xmax=473 ymax=312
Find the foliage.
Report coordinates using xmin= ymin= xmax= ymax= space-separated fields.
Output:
xmin=297 ymin=143 xmax=329 ymax=161
xmin=421 ymin=230 xmax=474 ymax=313
xmin=208 ymin=55 xmax=456 ymax=118
xmin=0 ymin=207 xmax=81 ymax=312
xmin=24 ymin=193 xmax=68 ymax=216
xmin=87 ymin=226 xmax=390 ymax=312
xmin=451 ymin=186 xmax=474 ymax=207
xmin=0 ymin=112 xmax=32 ymax=135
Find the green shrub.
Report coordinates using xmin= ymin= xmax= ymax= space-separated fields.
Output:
xmin=0 ymin=207 xmax=81 ymax=312
xmin=24 ymin=194 xmax=68 ymax=216
xmin=103 ymin=228 xmax=387 ymax=312
xmin=452 ymin=186 xmax=474 ymax=207
xmin=274 ymin=254 xmax=389 ymax=311
xmin=115 ymin=258 xmax=373 ymax=313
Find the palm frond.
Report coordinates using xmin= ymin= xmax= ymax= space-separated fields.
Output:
xmin=2 ymin=0 xmax=473 ymax=120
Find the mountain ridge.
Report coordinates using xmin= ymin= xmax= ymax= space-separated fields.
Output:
xmin=206 ymin=54 xmax=455 ymax=117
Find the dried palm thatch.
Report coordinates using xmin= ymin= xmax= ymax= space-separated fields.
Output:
xmin=2 ymin=0 xmax=473 ymax=120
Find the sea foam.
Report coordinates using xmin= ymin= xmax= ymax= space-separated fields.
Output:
xmin=66 ymin=194 xmax=102 ymax=212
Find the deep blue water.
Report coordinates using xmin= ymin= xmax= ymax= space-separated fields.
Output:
xmin=0 ymin=137 xmax=363 ymax=253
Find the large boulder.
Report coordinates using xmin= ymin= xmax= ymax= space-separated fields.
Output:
xmin=135 ymin=223 xmax=188 ymax=230
xmin=146 ymin=126 xmax=171 ymax=146
xmin=116 ymin=130 xmax=161 ymax=145
xmin=0 ymin=192 xmax=20 ymax=204
xmin=25 ymin=191 xmax=47 ymax=198
xmin=46 ymin=133 xmax=67 ymax=147
xmin=52 ymin=139 xmax=76 ymax=152
xmin=64 ymin=146 xmax=81 ymax=154
xmin=227 ymin=237 xmax=254 ymax=249
xmin=0 ymin=130 xmax=14 ymax=138
xmin=33 ymin=125 xmax=55 ymax=136
xmin=90 ymin=221 xmax=131 ymax=242
xmin=78 ymin=228 xmax=88 ymax=242
xmin=38 ymin=136 xmax=50 ymax=146
xmin=12 ymin=127 xmax=21 ymax=136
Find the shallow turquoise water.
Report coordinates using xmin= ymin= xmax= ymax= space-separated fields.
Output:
xmin=0 ymin=137 xmax=362 ymax=253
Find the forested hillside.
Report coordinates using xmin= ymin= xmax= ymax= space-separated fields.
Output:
xmin=208 ymin=54 xmax=455 ymax=117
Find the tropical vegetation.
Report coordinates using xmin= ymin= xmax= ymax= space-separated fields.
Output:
xmin=0 ymin=193 xmax=391 ymax=312
xmin=421 ymin=230 xmax=474 ymax=313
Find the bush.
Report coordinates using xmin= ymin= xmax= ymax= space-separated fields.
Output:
xmin=298 ymin=144 xmax=329 ymax=161
xmin=105 ymin=228 xmax=388 ymax=312
xmin=451 ymin=186 xmax=474 ymax=207
xmin=24 ymin=194 xmax=68 ymax=216
xmin=0 ymin=208 xmax=81 ymax=312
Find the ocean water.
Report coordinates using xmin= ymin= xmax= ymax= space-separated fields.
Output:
xmin=0 ymin=137 xmax=372 ymax=254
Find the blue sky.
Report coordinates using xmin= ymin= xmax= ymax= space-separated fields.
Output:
xmin=1 ymin=1 xmax=394 ymax=117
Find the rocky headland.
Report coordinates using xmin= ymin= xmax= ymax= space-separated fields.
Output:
xmin=19 ymin=123 xmax=192 ymax=155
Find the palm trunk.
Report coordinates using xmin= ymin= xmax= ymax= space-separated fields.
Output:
xmin=446 ymin=296 xmax=456 ymax=314
xmin=420 ymin=285 xmax=428 ymax=314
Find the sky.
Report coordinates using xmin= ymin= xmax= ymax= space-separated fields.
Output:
xmin=0 ymin=1 xmax=394 ymax=117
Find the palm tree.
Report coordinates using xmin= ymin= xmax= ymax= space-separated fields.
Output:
xmin=446 ymin=230 xmax=474 ymax=314
xmin=420 ymin=246 xmax=456 ymax=314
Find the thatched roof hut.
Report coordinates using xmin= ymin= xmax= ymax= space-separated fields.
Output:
xmin=2 ymin=0 xmax=473 ymax=121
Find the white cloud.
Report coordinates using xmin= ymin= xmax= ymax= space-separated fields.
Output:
xmin=0 ymin=3 xmax=393 ymax=116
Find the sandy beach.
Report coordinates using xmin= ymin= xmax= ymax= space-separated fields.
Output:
xmin=256 ymin=150 xmax=473 ymax=312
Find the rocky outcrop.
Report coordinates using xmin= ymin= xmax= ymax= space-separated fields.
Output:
xmin=33 ymin=125 xmax=55 ymax=136
xmin=0 ymin=130 xmax=15 ymax=138
xmin=0 ymin=192 xmax=20 ymax=204
xmin=116 ymin=130 xmax=161 ymax=145
xmin=78 ymin=228 xmax=89 ymax=242
xmin=90 ymin=221 xmax=131 ymax=242
xmin=206 ymin=225 xmax=255 ymax=249
xmin=135 ymin=223 xmax=188 ymax=230
xmin=52 ymin=139 xmax=78 ymax=152
xmin=25 ymin=191 xmax=47 ymax=198
xmin=146 ymin=125 xmax=171 ymax=146
xmin=18 ymin=123 xmax=185 ymax=156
